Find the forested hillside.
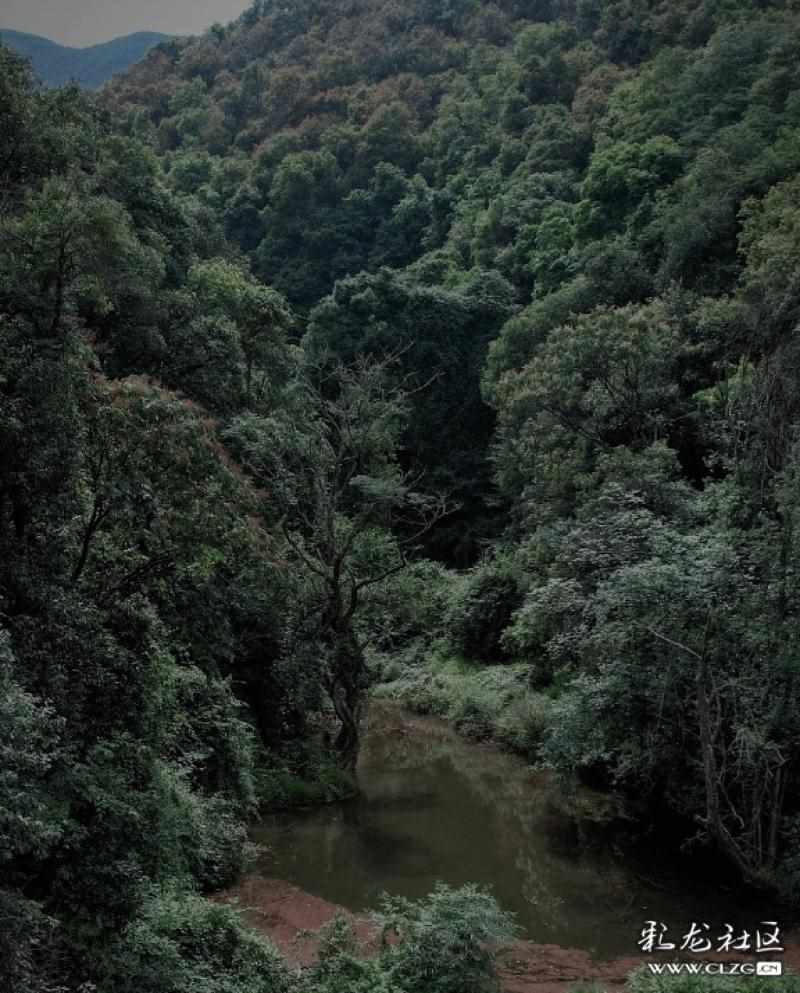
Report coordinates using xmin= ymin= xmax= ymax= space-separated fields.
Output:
xmin=4 ymin=0 xmax=800 ymax=989
xmin=0 ymin=29 xmax=169 ymax=88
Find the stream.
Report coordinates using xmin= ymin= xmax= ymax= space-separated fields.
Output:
xmin=252 ymin=703 xmax=781 ymax=960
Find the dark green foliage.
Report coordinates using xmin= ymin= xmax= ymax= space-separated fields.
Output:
xmin=625 ymin=970 xmax=800 ymax=993
xmin=446 ymin=557 xmax=524 ymax=663
xmin=6 ymin=0 xmax=800 ymax=986
xmin=224 ymin=355 xmax=451 ymax=769
xmin=93 ymin=0 xmax=800 ymax=899
xmin=373 ymin=882 xmax=518 ymax=993
xmin=306 ymin=883 xmax=517 ymax=993
xmin=0 ymin=50 xmax=297 ymax=993
xmin=101 ymin=883 xmax=515 ymax=993
xmin=102 ymin=892 xmax=296 ymax=993
xmin=306 ymin=267 xmax=515 ymax=562
xmin=0 ymin=635 xmax=65 ymax=993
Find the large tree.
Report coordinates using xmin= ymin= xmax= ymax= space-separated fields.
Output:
xmin=225 ymin=355 xmax=450 ymax=768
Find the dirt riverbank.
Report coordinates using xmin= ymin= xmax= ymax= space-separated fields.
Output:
xmin=215 ymin=875 xmax=798 ymax=992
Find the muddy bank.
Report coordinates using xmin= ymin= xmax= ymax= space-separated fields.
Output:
xmin=214 ymin=875 xmax=640 ymax=990
xmin=218 ymin=875 xmax=785 ymax=993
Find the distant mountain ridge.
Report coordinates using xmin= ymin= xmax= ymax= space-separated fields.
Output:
xmin=0 ymin=28 xmax=171 ymax=88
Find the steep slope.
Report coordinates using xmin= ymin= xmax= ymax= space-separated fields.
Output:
xmin=102 ymin=0 xmax=800 ymax=310
xmin=102 ymin=0 xmax=800 ymax=560
xmin=0 ymin=28 xmax=170 ymax=87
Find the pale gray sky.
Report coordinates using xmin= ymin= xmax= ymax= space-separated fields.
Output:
xmin=0 ymin=0 xmax=253 ymax=47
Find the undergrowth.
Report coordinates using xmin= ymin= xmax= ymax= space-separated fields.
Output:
xmin=370 ymin=641 xmax=552 ymax=760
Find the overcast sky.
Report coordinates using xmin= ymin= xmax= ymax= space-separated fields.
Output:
xmin=0 ymin=0 xmax=253 ymax=47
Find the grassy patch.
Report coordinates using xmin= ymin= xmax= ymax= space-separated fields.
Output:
xmin=622 ymin=967 xmax=800 ymax=992
xmin=371 ymin=641 xmax=552 ymax=760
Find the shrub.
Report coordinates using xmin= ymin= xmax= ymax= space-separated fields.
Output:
xmin=306 ymin=916 xmax=390 ymax=993
xmin=150 ymin=763 xmax=253 ymax=891
xmin=446 ymin=557 xmax=525 ymax=664
xmin=307 ymin=885 xmax=516 ymax=993
xmin=451 ymin=692 xmax=495 ymax=739
xmin=375 ymin=882 xmax=518 ymax=993
xmin=494 ymin=694 xmax=552 ymax=756
xmin=359 ymin=560 xmax=456 ymax=652
xmin=101 ymin=890 xmax=297 ymax=993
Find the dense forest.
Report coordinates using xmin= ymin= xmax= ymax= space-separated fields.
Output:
xmin=4 ymin=0 xmax=800 ymax=989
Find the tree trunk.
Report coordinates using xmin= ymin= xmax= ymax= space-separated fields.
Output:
xmin=329 ymin=626 xmax=367 ymax=772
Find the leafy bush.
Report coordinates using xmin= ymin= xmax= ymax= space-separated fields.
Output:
xmin=358 ymin=559 xmax=456 ymax=652
xmin=446 ymin=556 xmax=525 ymax=664
xmin=304 ymin=884 xmax=516 ymax=993
xmin=101 ymin=890 xmax=297 ymax=993
xmin=451 ymin=691 xmax=496 ymax=739
xmin=306 ymin=915 xmax=391 ymax=993
xmin=145 ymin=762 xmax=253 ymax=892
xmin=494 ymin=694 xmax=552 ymax=754
xmin=375 ymin=882 xmax=518 ymax=993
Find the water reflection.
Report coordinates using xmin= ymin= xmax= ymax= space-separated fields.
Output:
xmin=252 ymin=704 xmax=776 ymax=959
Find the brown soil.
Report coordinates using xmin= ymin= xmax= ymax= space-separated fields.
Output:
xmin=216 ymin=876 xmax=800 ymax=991
xmin=213 ymin=876 xmax=381 ymax=969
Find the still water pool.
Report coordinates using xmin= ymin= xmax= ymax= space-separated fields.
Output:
xmin=253 ymin=704 xmax=779 ymax=959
